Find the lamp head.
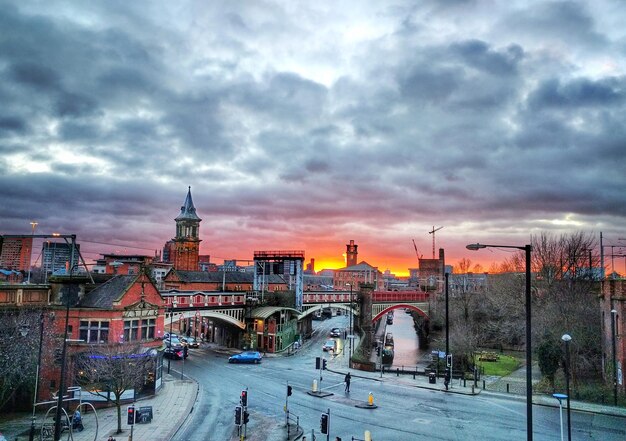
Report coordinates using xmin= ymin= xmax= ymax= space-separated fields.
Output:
xmin=611 ymin=309 xmax=617 ymax=314
xmin=466 ymin=243 xmax=486 ymax=251
xmin=561 ymin=334 xmax=572 ymax=342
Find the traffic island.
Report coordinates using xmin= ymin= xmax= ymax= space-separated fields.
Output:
xmin=355 ymin=401 xmax=378 ymax=409
xmin=306 ymin=391 xmax=334 ymax=398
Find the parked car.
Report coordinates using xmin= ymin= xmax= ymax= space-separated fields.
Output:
xmin=322 ymin=339 xmax=336 ymax=352
xmin=228 ymin=351 xmax=263 ymax=364
xmin=330 ymin=328 xmax=342 ymax=338
xmin=163 ymin=332 xmax=178 ymax=340
xmin=164 ymin=345 xmax=187 ymax=360
xmin=182 ymin=337 xmax=200 ymax=348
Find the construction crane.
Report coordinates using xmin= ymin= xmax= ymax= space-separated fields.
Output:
xmin=428 ymin=226 xmax=443 ymax=259
xmin=412 ymin=239 xmax=423 ymax=262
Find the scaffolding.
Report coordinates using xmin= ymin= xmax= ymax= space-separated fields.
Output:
xmin=253 ymin=250 xmax=304 ymax=311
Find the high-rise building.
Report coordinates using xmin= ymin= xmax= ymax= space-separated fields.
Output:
xmin=0 ymin=237 xmax=32 ymax=271
xmin=171 ymin=187 xmax=202 ymax=271
xmin=42 ymin=241 xmax=81 ymax=275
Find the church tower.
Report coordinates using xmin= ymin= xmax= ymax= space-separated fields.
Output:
xmin=172 ymin=187 xmax=202 ymax=271
xmin=346 ymin=240 xmax=358 ymax=267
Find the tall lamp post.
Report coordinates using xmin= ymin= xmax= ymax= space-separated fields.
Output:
xmin=53 ymin=266 xmax=77 ymax=441
xmin=611 ymin=309 xmax=618 ymax=406
xmin=27 ymin=221 xmax=38 ymax=284
xmin=467 ymin=242 xmax=532 ymax=441
xmin=167 ymin=301 xmax=177 ymax=374
xmin=25 ymin=312 xmax=45 ymax=441
xmin=346 ymin=283 xmax=353 ymax=362
xmin=561 ymin=334 xmax=572 ymax=441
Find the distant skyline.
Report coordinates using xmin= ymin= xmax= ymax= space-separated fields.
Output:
xmin=1 ymin=1 xmax=625 ymax=276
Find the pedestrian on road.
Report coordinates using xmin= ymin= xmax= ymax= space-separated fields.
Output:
xmin=344 ymin=372 xmax=351 ymax=393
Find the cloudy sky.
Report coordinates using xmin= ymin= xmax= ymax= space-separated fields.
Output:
xmin=1 ymin=0 xmax=625 ymax=275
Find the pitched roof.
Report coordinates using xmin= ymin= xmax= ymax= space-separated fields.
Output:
xmin=175 ymin=186 xmax=201 ymax=222
xmin=337 ymin=261 xmax=379 ymax=271
xmin=79 ymin=275 xmax=136 ymax=308
xmin=174 ymin=270 xmax=286 ymax=284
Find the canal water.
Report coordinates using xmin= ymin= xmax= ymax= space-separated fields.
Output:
xmin=383 ymin=309 xmax=430 ymax=368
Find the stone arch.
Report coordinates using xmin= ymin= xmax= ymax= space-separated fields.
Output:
xmin=371 ymin=303 xmax=428 ymax=323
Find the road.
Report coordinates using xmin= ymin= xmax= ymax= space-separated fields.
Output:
xmin=171 ymin=315 xmax=626 ymax=440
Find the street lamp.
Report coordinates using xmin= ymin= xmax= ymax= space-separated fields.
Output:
xmin=467 ymin=242 xmax=533 ymax=441
xmin=611 ymin=309 xmax=618 ymax=406
xmin=561 ymin=334 xmax=572 ymax=441
xmin=53 ymin=265 xmax=78 ymax=441
xmin=167 ymin=301 xmax=177 ymax=374
xmin=22 ymin=312 xmax=45 ymax=441
xmin=346 ymin=283 xmax=353 ymax=363
xmin=27 ymin=221 xmax=38 ymax=283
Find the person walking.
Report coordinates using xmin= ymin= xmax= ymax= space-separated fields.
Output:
xmin=344 ymin=372 xmax=351 ymax=393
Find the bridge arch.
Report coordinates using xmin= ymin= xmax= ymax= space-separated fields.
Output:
xmin=298 ymin=303 xmax=358 ymax=319
xmin=169 ymin=309 xmax=247 ymax=329
xmin=371 ymin=303 xmax=428 ymax=323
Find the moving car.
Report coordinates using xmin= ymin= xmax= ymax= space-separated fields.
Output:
xmin=330 ymin=328 xmax=342 ymax=338
xmin=181 ymin=337 xmax=200 ymax=348
xmin=164 ymin=344 xmax=187 ymax=360
xmin=322 ymin=339 xmax=336 ymax=352
xmin=228 ymin=351 xmax=263 ymax=364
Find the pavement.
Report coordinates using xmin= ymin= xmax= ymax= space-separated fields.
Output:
xmin=0 ymin=372 xmax=198 ymax=441
xmin=2 ymin=340 xmax=625 ymax=441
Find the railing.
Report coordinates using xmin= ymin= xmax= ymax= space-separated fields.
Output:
xmin=372 ymin=291 xmax=429 ymax=302
xmin=302 ymin=290 xmax=429 ymax=304
xmin=285 ymin=409 xmax=301 ymax=439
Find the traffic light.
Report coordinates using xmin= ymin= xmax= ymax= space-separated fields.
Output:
xmin=320 ymin=412 xmax=329 ymax=434
xmin=315 ymin=356 xmax=321 ymax=370
xmin=376 ymin=346 xmax=381 ymax=356
xmin=234 ymin=405 xmax=242 ymax=426
xmin=322 ymin=359 xmax=327 ymax=370
xmin=127 ymin=405 xmax=135 ymax=425
xmin=241 ymin=390 xmax=248 ymax=407
xmin=446 ymin=354 xmax=452 ymax=368
xmin=243 ymin=410 xmax=250 ymax=424
xmin=287 ymin=385 xmax=292 ymax=397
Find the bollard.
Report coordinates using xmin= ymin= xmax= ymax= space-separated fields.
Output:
xmin=312 ymin=379 xmax=318 ymax=392
xmin=471 ymin=384 xmax=475 ymax=394
xmin=368 ymin=392 xmax=374 ymax=406
xmin=506 ymin=383 xmax=509 ymax=393
xmin=364 ymin=430 xmax=372 ymax=441
xmin=396 ymin=368 xmax=399 ymax=377
xmin=482 ymin=380 xmax=485 ymax=390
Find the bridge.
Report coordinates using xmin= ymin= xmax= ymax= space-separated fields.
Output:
xmin=298 ymin=290 xmax=430 ymax=321
xmin=162 ymin=290 xmax=430 ymax=329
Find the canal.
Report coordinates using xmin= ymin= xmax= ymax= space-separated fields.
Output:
xmin=382 ymin=309 xmax=430 ymax=368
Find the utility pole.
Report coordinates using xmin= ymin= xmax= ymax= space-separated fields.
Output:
xmin=428 ymin=226 xmax=443 ymax=259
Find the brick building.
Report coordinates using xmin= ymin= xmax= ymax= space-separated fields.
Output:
xmin=602 ymin=278 xmax=625 ymax=397
xmin=0 ymin=236 xmax=32 ymax=271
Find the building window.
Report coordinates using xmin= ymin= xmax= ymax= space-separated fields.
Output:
xmin=123 ymin=320 xmax=141 ymax=342
xmin=141 ymin=318 xmax=156 ymax=339
xmin=79 ymin=320 xmax=110 ymax=343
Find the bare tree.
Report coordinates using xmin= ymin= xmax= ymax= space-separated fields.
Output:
xmin=75 ymin=343 xmax=156 ymax=433
xmin=0 ymin=308 xmax=55 ymax=410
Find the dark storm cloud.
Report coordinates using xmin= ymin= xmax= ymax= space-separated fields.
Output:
xmin=528 ymin=77 xmax=625 ymax=109
xmin=0 ymin=117 xmax=27 ymax=134
xmin=449 ymin=40 xmax=523 ymax=76
xmin=0 ymin=0 xmax=624 ymax=271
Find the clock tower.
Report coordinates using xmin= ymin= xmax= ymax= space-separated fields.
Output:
xmin=346 ymin=240 xmax=358 ymax=267
xmin=172 ymin=187 xmax=202 ymax=271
